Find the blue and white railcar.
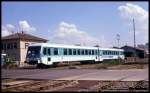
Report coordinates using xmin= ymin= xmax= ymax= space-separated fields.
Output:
xmin=25 ymin=43 xmax=124 ymax=65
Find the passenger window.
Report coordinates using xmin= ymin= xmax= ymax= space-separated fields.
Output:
xmin=54 ymin=48 xmax=58 ymax=55
xmin=69 ymin=49 xmax=72 ymax=55
xmin=78 ymin=49 xmax=80 ymax=55
xmin=89 ymin=50 xmax=91 ymax=55
xmin=43 ymin=48 xmax=47 ymax=55
xmin=47 ymin=48 xmax=51 ymax=55
xmin=85 ymin=50 xmax=88 ymax=55
xmin=92 ymin=50 xmax=94 ymax=55
xmin=82 ymin=50 xmax=84 ymax=55
xmin=64 ymin=48 xmax=67 ymax=55
xmin=73 ymin=49 xmax=76 ymax=55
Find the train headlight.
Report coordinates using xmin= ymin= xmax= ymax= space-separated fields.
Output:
xmin=38 ymin=59 xmax=41 ymax=63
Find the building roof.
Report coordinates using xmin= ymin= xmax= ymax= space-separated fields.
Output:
xmin=121 ymin=45 xmax=145 ymax=51
xmin=2 ymin=32 xmax=48 ymax=42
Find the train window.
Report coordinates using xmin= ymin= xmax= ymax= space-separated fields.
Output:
xmin=109 ymin=51 xmax=111 ymax=55
xmin=81 ymin=50 xmax=84 ymax=55
xmin=116 ymin=51 xmax=118 ymax=55
xmin=43 ymin=48 xmax=47 ymax=55
xmin=103 ymin=51 xmax=105 ymax=55
xmin=77 ymin=49 xmax=80 ymax=55
xmin=64 ymin=48 xmax=67 ymax=55
xmin=89 ymin=50 xmax=91 ymax=55
xmin=85 ymin=50 xmax=88 ymax=55
xmin=92 ymin=50 xmax=94 ymax=55
xmin=69 ymin=49 xmax=72 ymax=55
xmin=107 ymin=51 xmax=109 ymax=55
xmin=108 ymin=51 xmax=110 ymax=55
xmin=95 ymin=50 xmax=97 ymax=55
xmin=54 ymin=48 xmax=58 ymax=55
xmin=47 ymin=48 xmax=51 ymax=55
xmin=110 ymin=51 xmax=112 ymax=55
xmin=73 ymin=49 xmax=76 ymax=55
xmin=104 ymin=51 xmax=106 ymax=55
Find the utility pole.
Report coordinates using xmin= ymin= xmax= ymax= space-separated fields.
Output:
xmin=116 ymin=34 xmax=120 ymax=48
xmin=116 ymin=34 xmax=120 ymax=63
xmin=133 ymin=18 xmax=136 ymax=62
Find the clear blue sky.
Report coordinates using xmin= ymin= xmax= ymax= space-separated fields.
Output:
xmin=2 ymin=1 xmax=148 ymax=47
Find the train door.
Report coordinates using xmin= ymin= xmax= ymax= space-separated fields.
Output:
xmin=98 ymin=50 xmax=102 ymax=61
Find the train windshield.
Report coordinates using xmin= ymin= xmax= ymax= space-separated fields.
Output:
xmin=27 ymin=46 xmax=41 ymax=58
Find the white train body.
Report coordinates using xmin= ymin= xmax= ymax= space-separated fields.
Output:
xmin=25 ymin=43 xmax=124 ymax=65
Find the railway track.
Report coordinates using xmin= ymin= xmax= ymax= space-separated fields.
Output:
xmin=2 ymin=79 xmax=149 ymax=92
xmin=2 ymin=79 xmax=78 ymax=92
xmin=78 ymin=81 xmax=149 ymax=92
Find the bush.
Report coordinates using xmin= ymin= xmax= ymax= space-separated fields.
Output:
xmin=2 ymin=57 xmax=18 ymax=69
xmin=102 ymin=59 xmax=123 ymax=65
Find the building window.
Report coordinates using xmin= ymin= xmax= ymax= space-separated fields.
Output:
xmin=2 ymin=43 xmax=3 ymax=50
xmin=14 ymin=43 xmax=17 ymax=49
xmin=25 ymin=43 xmax=29 ymax=49
xmin=7 ymin=43 xmax=11 ymax=49
xmin=10 ymin=43 xmax=13 ymax=49
xmin=3 ymin=43 xmax=6 ymax=50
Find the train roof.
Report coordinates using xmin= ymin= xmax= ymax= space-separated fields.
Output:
xmin=29 ymin=43 xmax=124 ymax=51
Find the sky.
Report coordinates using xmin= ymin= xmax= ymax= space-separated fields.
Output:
xmin=2 ymin=1 xmax=148 ymax=47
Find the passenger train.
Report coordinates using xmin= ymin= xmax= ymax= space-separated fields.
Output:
xmin=25 ymin=43 xmax=124 ymax=66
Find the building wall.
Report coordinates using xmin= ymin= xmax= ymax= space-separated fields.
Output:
xmin=2 ymin=40 xmax=20 ymax=64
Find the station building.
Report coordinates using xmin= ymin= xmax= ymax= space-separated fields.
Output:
xmin=1 ymin=32 xmax=48 ymax=67
xmin=121 ymin=45 xmax=146 ymax=58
